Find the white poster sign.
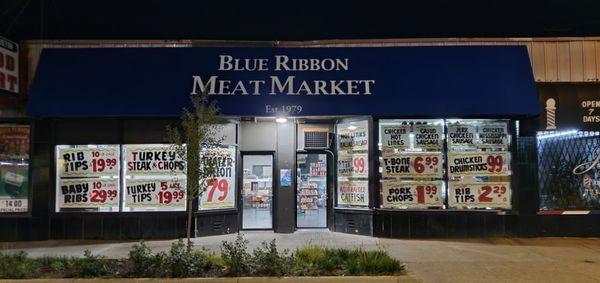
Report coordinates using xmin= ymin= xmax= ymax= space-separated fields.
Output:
xmin=57 ymin=146 xmax=120 ymax=177
xmin=381 ymin=181 xmax=444 ymax=208
xmin=448 ymin=182 xmax=511 ymax=208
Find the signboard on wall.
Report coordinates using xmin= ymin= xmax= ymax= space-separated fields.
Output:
xmin=337 ymin=125 xmax=368 ymax=151
xmin=337 ymin=153 xmax=368 ymax=178
xmin=0 ymin=37 xmax=18 ymax=95
xmin=381 ymin=181 xmax=444 ymax=208
xmin=539 ymin=84 xmax=600 ymax=131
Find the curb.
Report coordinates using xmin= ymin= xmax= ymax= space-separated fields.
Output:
xmin=0 ymin=276 xmax=422 ymax=283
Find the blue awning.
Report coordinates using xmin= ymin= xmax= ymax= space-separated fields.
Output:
xmin=27 ymin=46 xmax=538 ymax=117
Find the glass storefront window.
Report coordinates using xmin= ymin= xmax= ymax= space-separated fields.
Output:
xmin=297 ymin=153 xmax=327 ymax=228
xmin=446 ymin=119 xmax=512 ymax=209
xmin=336 ymin=120 xmax=369 ymax=208
xmin=242 ymin=154 xmax=273 ymax=229
xmin=55 ymin=144 xmax=120 ymax=212
xmin=378 ymin=119 xmax=445 ymax=209
xmin=122 ymin=144 xmax=186 ymax=212
xmin=537 ymin=130 xmax=600 ymax=210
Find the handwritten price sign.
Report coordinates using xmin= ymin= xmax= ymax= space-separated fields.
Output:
xmin=337 ymin=153 xmax=368 ymax=178
xmin=381 ymin=181 xmax=444 ymax=208
xmin=382 ymin=152 xmax=443 ymax=178
xmin=125 ymin=179 xmax=186 ymax=208
xmin=448 ymin=182 xmax=511 ymax=208
xmin=57 ymin=146 xmax=120 ymax=177
xmin=447 ymin=152 xmax=510 ymax=177
xmin=58 ymin=178 xmax=119 ymax=208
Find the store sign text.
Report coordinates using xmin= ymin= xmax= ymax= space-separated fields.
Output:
xmin=191 ymin=55 xmax=376 ymax=96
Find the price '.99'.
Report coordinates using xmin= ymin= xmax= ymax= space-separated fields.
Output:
xmin=415 ymin=185 xmax=438 ymax=203
xmin=353 ymin=157 xmax=366 ymax=174
xmin=413 ymin=156 xmax=439 ymax=174
xmin=91 ymin=154 xmax=117 ymax=173
xmin=486 ymin=155 xmax=504 ymax=173
xmin=90 ymin=182 xmax=118 ymax=203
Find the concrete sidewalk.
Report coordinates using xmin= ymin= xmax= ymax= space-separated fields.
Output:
xmin=2 ymin=230 xmax=600 ymax=283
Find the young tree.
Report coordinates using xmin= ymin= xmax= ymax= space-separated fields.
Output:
xmin=166 ymin=92 xmax=223 ymax=245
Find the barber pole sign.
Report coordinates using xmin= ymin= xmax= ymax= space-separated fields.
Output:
xmin=0 ymin=37 xmax=18 ymax=94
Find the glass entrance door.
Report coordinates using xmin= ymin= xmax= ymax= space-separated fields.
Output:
xmin=242 ymin=154 xmax=273 ymax=229
xmin=296 ymin=153 xmax=328 ymax=228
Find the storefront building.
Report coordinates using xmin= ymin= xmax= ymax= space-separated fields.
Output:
xmin=1 ymin=38 xmax=599 ymax=241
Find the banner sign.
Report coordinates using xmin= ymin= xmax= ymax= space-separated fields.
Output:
xmin=539 ymin=85 xmax=600 ymax=131
xmin=337 ymin=125 xmax=368 ymax=151
xmin=413 ymin=124 xmax=444 ymax=149
xmin=449 ymin=182 xmax=511 ymax=208
xmin=57 ymin=146 xmax=120 ymax=177
xmin=0 ymin=37 xmax=18 ymax=94
xmin=199 ymin=147 xmax=236 ymax=209
xmin=337 ymin=180 xmax=369 ymax=206
xmin=479 ymin=123 xmax=508 ymax=148
xmin=58 ymin=178 xmax=119 ymax=208
xmin=381 ymin=125 xmax=410 ymax=149
xmin=337 ymin=153 xmax=368 ymax=178
xmin=125 ymin=179 xmax=186 ymax=208
xmin=381 ymin=152 xmax=443 ymax=178
xmin=124 ymin=145 xmax=185 ymax=175
xmin=381 ymin=181 xmax=444 ymax=208
xmin=447 ymin=152 xmax=510 ymax=177
xmin=0 ymin=125 xmax=29 ymax=160
xmin=447 ymin=124 xmax=477 ymax=148
xmin=0 ymin=165 xmax=28 ymax=212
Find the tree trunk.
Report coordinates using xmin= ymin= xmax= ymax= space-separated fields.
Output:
xmin=186 ymin=197 xmax=193 ymax=249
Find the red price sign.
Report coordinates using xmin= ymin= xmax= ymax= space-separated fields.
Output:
xmin=91 ymin=151 xmax=118 ymax=173
xmin=90 ymin=181 xmax=118 ymax=203
xmin=382 ymin=152 xmax=443 ymax=178
xmin=338 ymin=154 xmax=368 ymax=178
xmin=206 ymin=178 xmax=229 ymax=202
xmin=448 ymin=152 xmax=510 ymax=177
xmin=353 ymin=156 xmax=367 ymax=174
xmin=449 ymin=182 xmax=511 ymax=208
xmin=381 ymin=181 xmax=444 ymax=208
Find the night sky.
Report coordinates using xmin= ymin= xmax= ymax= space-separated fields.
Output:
xmin=1 ymin=0 xmax=600 ymax=41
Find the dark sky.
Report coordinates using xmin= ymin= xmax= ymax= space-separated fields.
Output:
xmin=1 ymin=0 xmax=600 ymax=41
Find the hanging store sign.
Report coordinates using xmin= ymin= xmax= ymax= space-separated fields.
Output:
xmin=58 ymin=178 xmax=119 ymax=208
xmin=381 ymin=152 xmax=443 ymax=178
xmin=380 ymin=181 xmax=444 ymax=208
xmin=337 ymin=153 xmax=368 ymax=178
xmin=123 ymin=145 xmax=185 ymax=175
xmin=447 ymin=152 xmax=510 ymax=177
xmin=0 ymin=37 xmax=18 ymax=94
xmin=448 ymin=182 xmax=511 ymax=208
xmin=337 ymin=180 xmax=369 ymax=206
xmin=57 ymin=146 xmax=120 ymax=177
xmin=199 ymin=147 xmax=236 ymax=209
xmin=125 ymin=178 xmax=186 ymax=208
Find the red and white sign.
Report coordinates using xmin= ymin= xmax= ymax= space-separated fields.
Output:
xmin=0 ymin=37 xmax=18 ymax=94
xmin=57 ymin=146 xmax=120 ymax=177
xmin=58 ymin=178 xmax=119 ymax=208
xmin=447 ymin=152 xmax=510 ymax=177
xmin=382 ymin=152 xmax=443 ymax=178
xmin=381 ymin=181 xmax=444 ymax=208
xmin=448 ymin=182 xmax=511 ymax=208
xmin=199 ymin=146 xmax=236 ymax=209
xmin=337 ymin=180 xmax=369 ymax=206
xmin=123 ymin=144 xmax=185 ymax=175
xmin=337 ymin=153 xmax=368 ymax=178
xmin=125 ymin=178 xmax=186 ymax=208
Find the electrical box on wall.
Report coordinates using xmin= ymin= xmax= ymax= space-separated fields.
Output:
xmin=302 ymin=127 xmax=331 ymax=149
